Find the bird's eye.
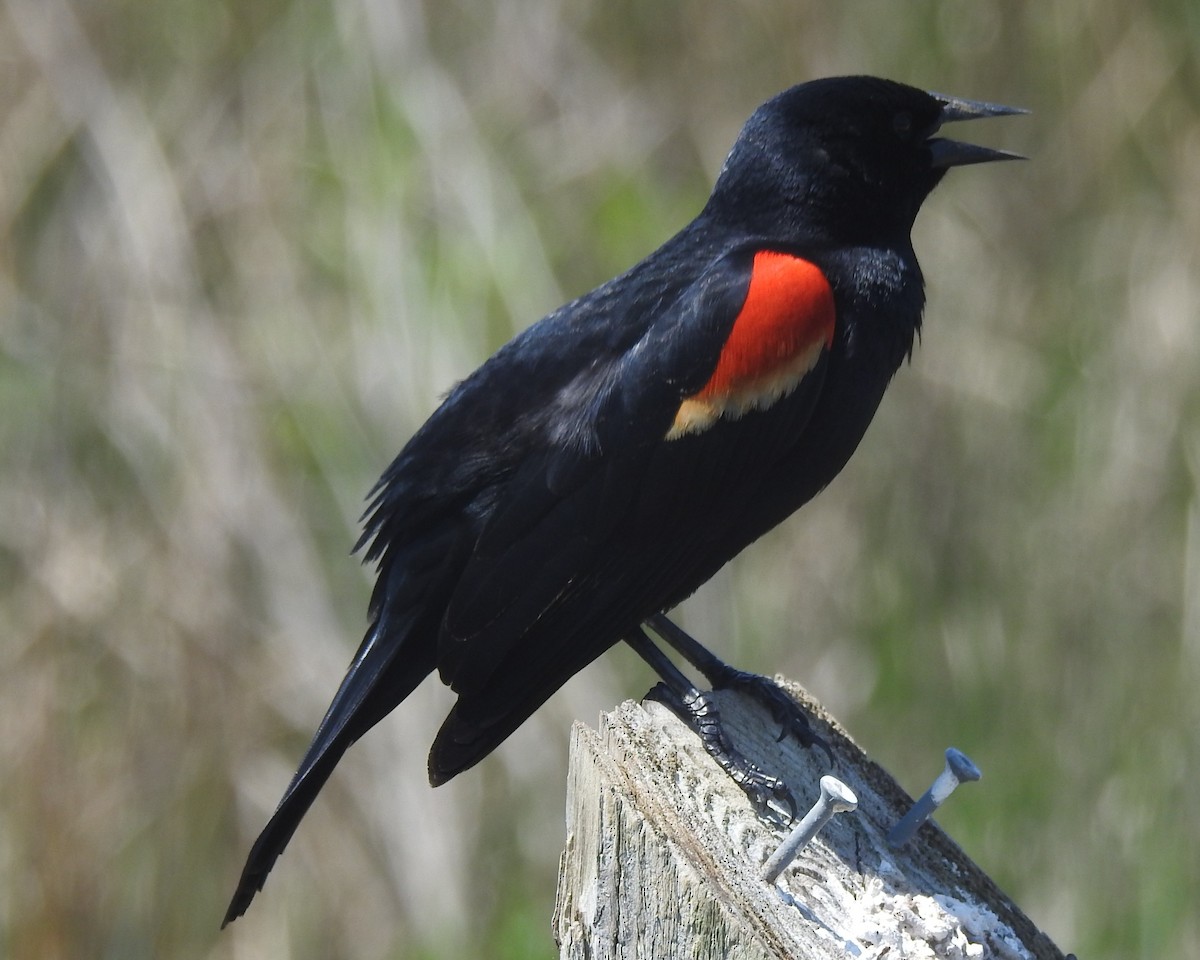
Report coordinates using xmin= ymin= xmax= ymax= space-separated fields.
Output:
xmin=893 ymin=111 xmax=914 ymax=139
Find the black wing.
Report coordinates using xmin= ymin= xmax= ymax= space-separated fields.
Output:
xmin=427 ymin=246 xmax=837 ymax=781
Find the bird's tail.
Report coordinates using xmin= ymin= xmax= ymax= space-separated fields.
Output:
xmin=222 ymin=608 xmax=434 ymax=926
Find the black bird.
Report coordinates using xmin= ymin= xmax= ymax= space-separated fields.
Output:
xmin=224 ymin=76 xmax=1022 ymax=924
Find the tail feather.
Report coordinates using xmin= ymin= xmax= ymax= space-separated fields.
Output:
xmin=223 ymin=609 xmax=434 ymax=926
xmin=222 ymin=734 xmax=351 ymax=926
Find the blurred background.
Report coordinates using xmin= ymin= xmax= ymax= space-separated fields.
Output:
xmin=3 ymin=0 xmax=1199 ymax=957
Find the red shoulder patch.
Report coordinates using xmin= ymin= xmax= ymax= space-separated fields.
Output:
xmin=669 ymin=251 xmax=835 ymax=439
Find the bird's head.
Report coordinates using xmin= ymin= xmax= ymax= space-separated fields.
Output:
xmin=706 ymin=76 xmax=1025 ymax=246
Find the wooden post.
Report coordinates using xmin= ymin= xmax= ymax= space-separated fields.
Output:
xmin=554 ymin=679 xmax=1068 ymax=959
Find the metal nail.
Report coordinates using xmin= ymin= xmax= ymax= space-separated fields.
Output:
xmin=887 ymin=747 xmax=982 ymax=847
xmin=761 ymin=775 xmax=858 ymax=882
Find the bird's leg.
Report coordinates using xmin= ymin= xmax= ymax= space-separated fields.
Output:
xmin=645 ymin=612 xmax=833 ymax=764
xmin=625 ymin=627 xmax=796 ymax=822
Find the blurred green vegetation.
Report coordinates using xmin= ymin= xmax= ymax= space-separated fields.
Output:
xmin=2 ymin=0 xmax=1199 ymax=958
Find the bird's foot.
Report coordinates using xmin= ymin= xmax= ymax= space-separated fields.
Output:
xmin=709 ymin=667 xmax=834 ymax=765
xmin=647 ymin=682 xmax=797 ymax=823
xmin=642 ymin=613 xmax=832 ymax=765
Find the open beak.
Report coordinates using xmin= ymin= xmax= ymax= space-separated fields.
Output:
xmin=926 ymin=93 xmax=1028 ymax=168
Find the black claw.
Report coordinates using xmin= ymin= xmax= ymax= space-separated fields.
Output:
xmin=724 ymin=751 xmax=796 ymax=819
xmin=809 ymin=731 xmax=835 ymax=767
xmin=637 ymin=617 xmax=832 ymax=773
xmin=765 ymin=779 xmax=798 ymax=824
xmin=643 ymin=682 xmax=672 ymax=707
xmin=646 ymin=683 xmax=798 ymax=822
xmin=711 ymin=669 xmax=834 ymax=766
xmin=729 ymin=764 xmax=796 ymax=824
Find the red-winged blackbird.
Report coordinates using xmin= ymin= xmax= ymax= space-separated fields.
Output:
xmin=224 ymin=75 xmax=1022 ymax=925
